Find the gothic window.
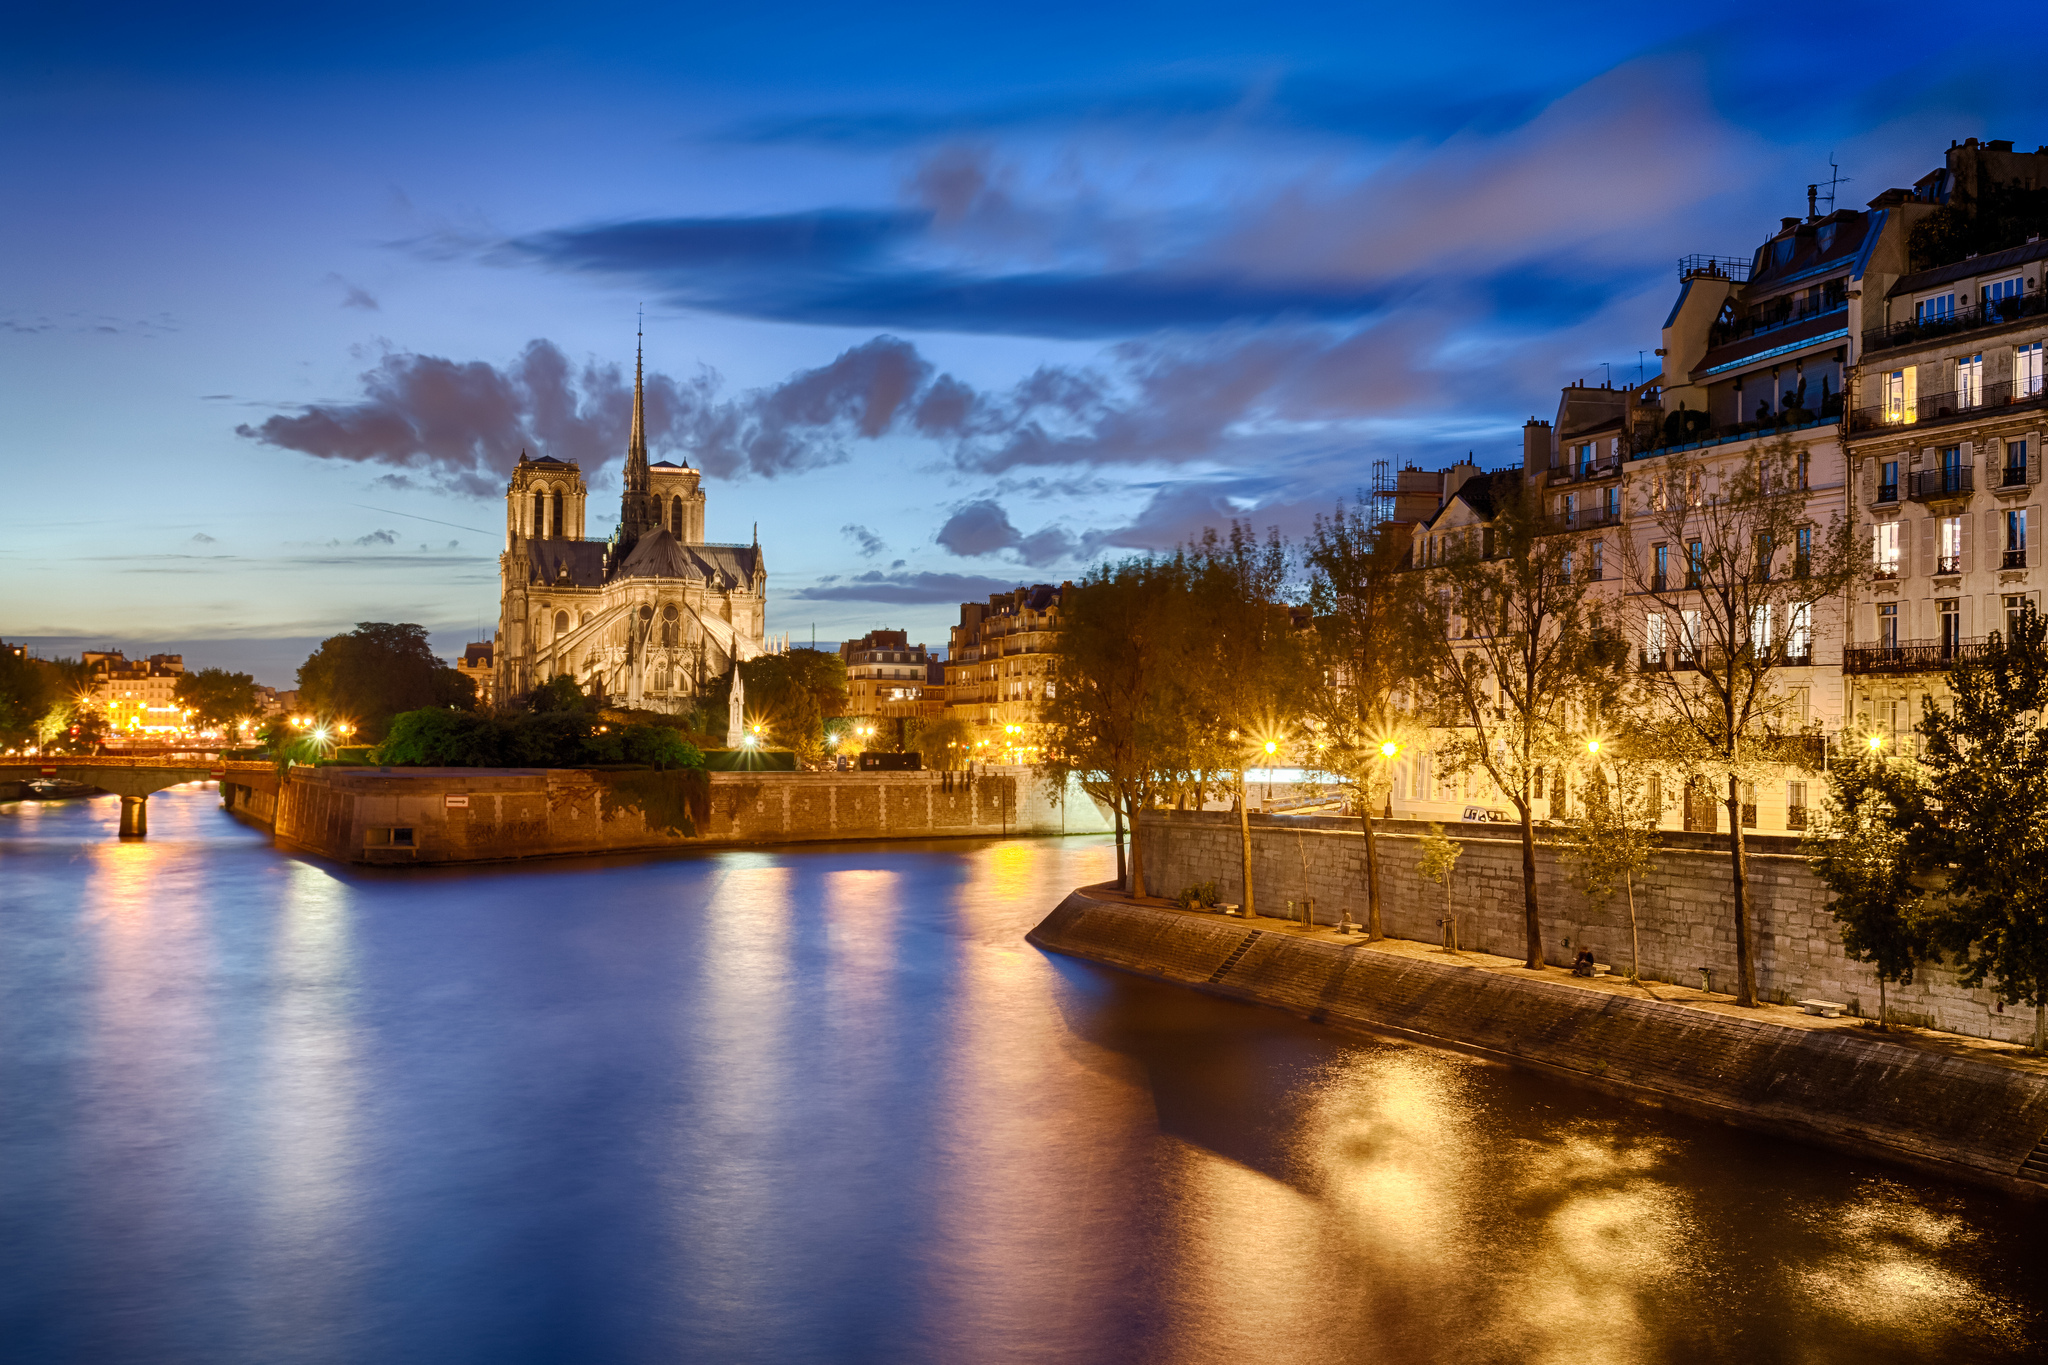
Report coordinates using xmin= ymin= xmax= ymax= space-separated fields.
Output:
xmin=551 ymin=489 xmax=564 ymax=537
xmin=533 ymin=490 xmax=546 ymax=538
xmin=554 ymin=610 xmax=569 ymax=637
xmin=661 ymin=603 xmax=679 ymax=646
xmin=671 ymin=496 xmax=684 ymax=537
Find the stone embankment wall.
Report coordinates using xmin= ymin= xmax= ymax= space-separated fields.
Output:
xmin=252 ymin=765 xmax=1108 ymax=864
xmin=1137 ymin=810 xmax=2031 ymax=1046
xmin=1029 ymin=890 xmax=2048 ymax=1197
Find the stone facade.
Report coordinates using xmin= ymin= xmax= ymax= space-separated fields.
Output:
xmin=1137 ymin=809 xmax=2037 ymax=1046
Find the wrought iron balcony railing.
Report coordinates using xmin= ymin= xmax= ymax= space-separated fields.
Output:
xmin=2005 ymin=549 xmax=2029 ymax=569
xmin=1863 ymin=288 xmax=2048 ymax=355
xmin=1909 ymin=467 xmax=1974 ymax=500
xmin=1843 ymin=637 xmax=1993 ymax=675
xmin=1849 ymin=379 xmax=2048 ymax=433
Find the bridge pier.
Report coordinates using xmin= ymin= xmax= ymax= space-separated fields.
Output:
xmin=118 ymin=794 xmax=148 ymax=838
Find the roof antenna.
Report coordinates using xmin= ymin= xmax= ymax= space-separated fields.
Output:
xmin=1817 ymin=155 xmax=1851 ymax=216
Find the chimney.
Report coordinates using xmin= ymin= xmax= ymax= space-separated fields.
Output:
xmin=1780 ymin=217 xmax=1800 ymax=232
xmin=1523 ymin=418 xmax=1553 ymax=480
xmin=1807 ymin=184 xmax=1818 ymax=220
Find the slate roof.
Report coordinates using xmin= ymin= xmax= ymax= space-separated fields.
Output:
xmin=1887 ymin=237 xmax=2048 ymax=298
xmin=613 ymin=531 xmax=763 ymax=585
xmin=527 ymin=539 xmax=608 ymax=588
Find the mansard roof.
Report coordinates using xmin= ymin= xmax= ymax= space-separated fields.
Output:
xmin=527 ymin=539 xmax=607 ymax=588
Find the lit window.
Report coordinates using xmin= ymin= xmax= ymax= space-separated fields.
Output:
xmin=1872 ymin=522 xmax=1901 ymax=577
xmin=2019 ymin=343 xmax=2044 ymax=399
xmin=1881 ymin=368 xmax=1916 ymax=424
xmin=1956 ymin=353 xmax=1983 ymax=409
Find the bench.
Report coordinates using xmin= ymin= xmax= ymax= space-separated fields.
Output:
xmin=1797 ymin=999 xmax=1847 ymax=1018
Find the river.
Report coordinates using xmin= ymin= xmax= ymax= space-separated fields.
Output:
xmin=3 ymin=784 xmax=2044 ymax=1363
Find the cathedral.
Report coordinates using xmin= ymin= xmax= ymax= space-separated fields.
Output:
xmin=494 ymin=337 xmax=769 ymax=712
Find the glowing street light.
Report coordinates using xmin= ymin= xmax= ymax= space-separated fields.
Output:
xmin=1586 ymin=738 xmax=1601 ymax=755
xmin=1380 ymin=740 xmax=1400 ymax=758
xmin=1867 ymin=732 xmax=1884 ymax=751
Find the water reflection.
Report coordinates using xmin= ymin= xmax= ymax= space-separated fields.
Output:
xmin=4 ymin=788 xmax=2046 ymax=1365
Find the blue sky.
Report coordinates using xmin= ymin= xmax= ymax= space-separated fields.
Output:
xmin=3 ymin=1 xmax=2039 ymax=684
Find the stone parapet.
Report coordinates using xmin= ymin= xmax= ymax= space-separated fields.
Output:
xmin=1137 ymin=809 xmax=2032 ymax=1046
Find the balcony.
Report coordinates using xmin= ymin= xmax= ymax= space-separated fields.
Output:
xmin=1849 ymin=379 xmax=2048 ymax=433
xmin=2002 ymin=465 xmax=2032 ymax=488
xmin=1936 ymin=555 xmax=1962 ymax=575
xmin=1876 ymin=482 xmax=1899 ymax=504
xmin=1708 ymin=298 xmax=1847 ymax=350
xmin=2004 ymin=549 xmax=2029 ymax=570
xmin=1547 ymin=453 xmax=1623 ymax=485
xmin=1843 ymin=637 xmax=1993 ymax=675
xmin=1909 ymin=467 xmax=1974 ymax=501
xmin=1863 ymin=288 xmax=2048 ymax=356
xmin=1552 ymin=505 xmax=1622 ymax=532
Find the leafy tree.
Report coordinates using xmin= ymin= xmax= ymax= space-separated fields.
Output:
xmin=739 ymin=648 xmax=848 ymax=761
xmin=908 ymin=715 xmax=975 ymax=770
xmin=1556 ymin=752 xmax=1662 ymax=984
xmin=375 ymin=706 xmax=704 ymax=771
xmin=529 ymin=673 xmax=597 ymax=714
xmin=1413 ymin=475 xmax=1624 ymax=969
xmin=1625 ymin=437 xmax=1856 ymax=1005
xmin=1041 ymin=555 xmax=1191 ymax=897
xmin=378 ymin=710 xmax=504 ymax=766
xmin=174 ymin=667 xmax=258 ymax=735
xmin=1183 ymin=526 xmax=1310 ymax=920
xmin=0 ymin=649 xmax=102 ymax=752
xmin=1801 ymin=750 xmax=1932 ymax=1030
xmin=1304 ymin=498 xmax=1422 ymax=938
xmin=1909 ymin=178 xmax=2048 ymax=271
xmin=1417 ymin=823 xmax=1463 ymax=950
xmin=297 ymin=622 xmax=475 ymax=739
xmin=1912 ymin=602 xmax=2048 ymax=1050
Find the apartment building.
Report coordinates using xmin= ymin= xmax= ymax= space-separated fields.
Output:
xmin=944 ymin=584 xmax=1065 ymax=759
xmin=840 ymin=629 xmax=936 ymax=725
xmin=84 ymin=651 xmax=189 ymax=735
xmin=1844 ymin=238 xmax=2048 ymax=743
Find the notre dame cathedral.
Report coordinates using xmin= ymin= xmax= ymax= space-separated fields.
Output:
xmin=494 ymin=337 xmax=769 ymax=711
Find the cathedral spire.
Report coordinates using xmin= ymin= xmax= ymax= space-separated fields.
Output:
xmin=626 ymin=311 xmax=649 ymax=494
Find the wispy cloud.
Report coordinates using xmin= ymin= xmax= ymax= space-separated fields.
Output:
xmin=789 ymin=569 xmax=1031 ymax=604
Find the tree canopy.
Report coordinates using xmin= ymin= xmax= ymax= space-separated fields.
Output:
xmin=174 ymin=667 xmax=259 ymax=734
xmin=738 ymin=648 xmax=848 ymax=760
xmin=297 ymin=622 xmax=476 ymax=739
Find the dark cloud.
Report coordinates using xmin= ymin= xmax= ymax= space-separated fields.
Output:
xmin=327 ymin=273 xmax=380 ymax=311
xmin=189 ymin=532 xmax=216 ymax=543
xmin=789 ymin=570 xmax=1030 ymax=605
xmin=240 ymin=335 xmax=972 ymax=490
xmin=934 ymin=499 xmax=1078 ymax=567
xmin=841 ymin=523 xmax=885 ymax=557
xmin=352 ymin=529 xmax=398 ymax=546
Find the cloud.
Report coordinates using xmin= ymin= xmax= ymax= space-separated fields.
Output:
xmin=934 ymin=499 xmax=1077 ymax=567
xmin=189 ymin=532 xmax=216 ymax=543
xmin=353 ymin=529 xmax=398 ymax=546
xmin=788 ymin=570 xmax=1031 ymax=605
xmin=327 ymin=273 xmax=380 ymax=310
xmin=239 ymin=335 xmax=950 ymax=490
xmin=841 ymin=523 xmax=885 ymax=557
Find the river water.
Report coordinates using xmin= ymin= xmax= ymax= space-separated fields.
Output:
xmin=3 ymin=785 xmax=2045 ymax=1364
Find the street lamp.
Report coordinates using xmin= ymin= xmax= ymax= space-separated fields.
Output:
xmin=1586 ymin=738 xmax=1601 ymax=755
xmin=1867 ymin=732 xmax=1884 ymax=751
xmin=1380 ymin=740 xmax=1400 ymax=758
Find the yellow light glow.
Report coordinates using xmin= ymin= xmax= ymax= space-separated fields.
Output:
xmin=1868 ymin=732 xmax=1884 ymax=750
xmin=1380 ymin=740 xmax=1400 ymax=758
xmin=1587 ymin=739 xmax=1601 ymax=755
xmin=1264 ymin=740 xmax=1278 ymax=756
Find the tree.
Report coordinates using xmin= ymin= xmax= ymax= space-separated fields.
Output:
xmin=1911 ymin=602 xmax=2048 ymax=1050
xmin=1183 ymin=526 xmax=1310 ymax=920
xmin=1624 ymin=437 xmax=1856 ymax=1005
xmin=739 ymin=648 xmax=848 ymax=761
xmin=174 ymin=667 xmax=258 ymax=736
xmin=1041 ymin=555 xmax=1191 ymax=897
xmin=1417 ymin=823 xmax=1463 ymax=950
xmin=1556 ymin=750 xmax=1662 ymax=985
xmin=1801 ymin=750 xmax=1932 ymax=1030
xmin=297 ymin=622 xmax=475 ymax=739
xmin=1413 ymin=475 xmax=1624 ymax=969
xmin=908 ymin=715 xmax=975 ymax=770
xmin=1304 ymin=499 xmax=1422 ymax=938
xmin=0 ymin=647 xmax=59 ymax=749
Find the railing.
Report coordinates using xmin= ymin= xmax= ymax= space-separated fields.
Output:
xmin=1872 ymin=565 xmax=1899 ymax=580
xmin=1650 ymin=573 xmax=1669 ymax=592
xmin=1936 ymin=555 xmax=1962 ymax=575
xmin=1632 ymin=407 xmax=1840 ymax=461
xmin=2005 ymin=549 xmax=2029 ymax=569
xmin=2002 ymin=465 xmax=2032 ymax=488
xmin=1552 ymin=505 xmax=1622 ymax=531
xmin=1876 ymin=482 xmax=1899 ymax=503
xmin=1679 ymin=254 xmax=1752 ymax=282
xmin=1909 ymin=467 xmax=1974 ymax=500
xmin=1707 ymin=299 xmax=1847 ymax=349
xmin=1547 ymin=453 xmax=1623 ymax=485
xmin=1849 ymin=379 xmax=2048 ymax=433
xmin=1843 ymin=637 xmax=1994 ymax=675
xmin=1863 ymin=288 xmax=2048 ymax=354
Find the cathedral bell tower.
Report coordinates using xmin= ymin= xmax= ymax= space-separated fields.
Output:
xmin=613 ymin=325 xmax=667 ymax=563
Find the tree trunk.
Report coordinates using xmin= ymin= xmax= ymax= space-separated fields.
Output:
xmin=1361 ymin=804 xmax=1384 ymax=939
xmin=1113 ymin=799 xmax=1128 ymax=892
xmin=1879 ymin=976 xmax=1889 ymax=1032
xmin=1130 ymin=817 xmax=1148 ymax=900
xmin=1518 ymin=802 xmax=1542 ymax=968
xmin=1237 ymin=765 xmax=1256 ymax=919
xmin=1726 ymin=773 xmax=1759 ymax=1006
xmin=2035 ymin=1000 xmax=2044 ymax=1054
xmin=1625 ymin=869 xmax=1641 ymax=985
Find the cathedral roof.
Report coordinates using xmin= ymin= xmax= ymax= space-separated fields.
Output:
xmin=613 ymin=531 xmax=763 ymax=586
xmin=527 ymin=539 xmax=607 ymax=588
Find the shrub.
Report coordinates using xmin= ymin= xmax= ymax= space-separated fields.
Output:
xmin=378 ymin=709 xmax=502 ymax=766
xmin=1175 ymin=879 xmax=1221 ymax=910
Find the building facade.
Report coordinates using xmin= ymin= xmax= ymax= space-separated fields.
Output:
xmin=84 ymin=651 xmax=188 ymax=735
xmin=494 ymin=337 xmax=770 ymax=710
xmin=455 ymin=642 xmax=496 ymax=709
xmin=944 ymin=583 xmax=1065 ymax=760
xmin=840 ymin=629 xmax=935 ymax=722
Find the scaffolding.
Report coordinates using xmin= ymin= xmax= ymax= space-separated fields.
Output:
xmin=1369 ymin=458 xmax=1394 ymax=526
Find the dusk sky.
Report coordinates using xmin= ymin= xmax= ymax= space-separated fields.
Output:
xmin=5 ymin=1 xmax=2041 ymax=684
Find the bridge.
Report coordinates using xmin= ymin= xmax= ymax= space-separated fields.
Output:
xmin=0 ymin=756 xmax=275 ymax=836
